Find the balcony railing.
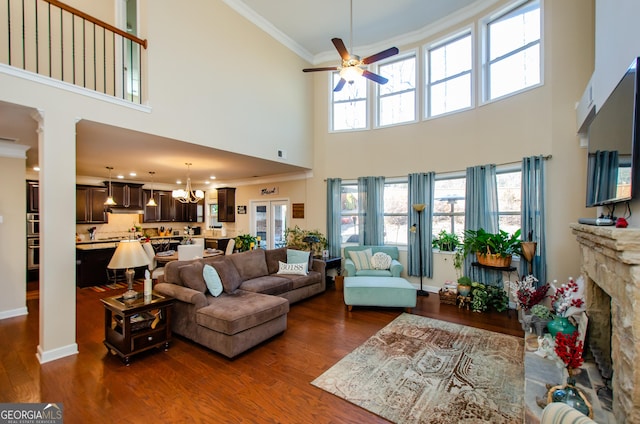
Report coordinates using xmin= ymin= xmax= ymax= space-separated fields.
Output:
xmin=1 ymin=0 xmax=148 ymax=104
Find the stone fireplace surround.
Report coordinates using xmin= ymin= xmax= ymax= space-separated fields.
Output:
xmin=571 ymin=223 xmax=640 ymax=423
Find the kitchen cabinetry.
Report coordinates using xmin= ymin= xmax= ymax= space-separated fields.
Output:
xmin=110 ymin=182 xmax=144 ymax=209
xmin=173 ymin=198 xmax=204 ymax=223
xmin=143 ymin=190 xmax=173 ymax=222
xmin=26 ymin=180 xmax=39 ymax=213
xmin=217 ymin=187 xmax=235 ymax=222
xmin=76 ymin=186 xmax=108 ymax=223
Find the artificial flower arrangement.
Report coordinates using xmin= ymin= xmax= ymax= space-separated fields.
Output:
xmin=549 ymin=277 xmax=586 ymax=317
xmin=510 ymin=274 xmax=550 ymax=311
xmin=554 ymin=331 xmax=584 ymax=374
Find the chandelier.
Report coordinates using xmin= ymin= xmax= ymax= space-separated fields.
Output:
xmin=172 ymin=163 xmax=204 ymax=203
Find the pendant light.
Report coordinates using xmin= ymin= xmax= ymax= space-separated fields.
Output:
xmin=104 ymin=166 xmax=117 ymax=206
xmin=146 ymin=171 xmax=158 ymax=207
xmin=172 ymin=163 xmax=204 ymax=203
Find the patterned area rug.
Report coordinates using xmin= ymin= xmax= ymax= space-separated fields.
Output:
xmin=312 ymin=313 xmax=524 ymax=424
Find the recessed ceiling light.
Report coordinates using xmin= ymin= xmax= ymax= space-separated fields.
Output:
xmin=129 ymin=172 xmax=137 ymax=177
xmin=117 ymin=175 xmax=124 ymax=179
xmin=210 ymin=176 xmax=216 ymax=180
xmin=204 ymin=181 xmax=210 ymax=185
xmin=176 ymin=180 xmax=182 ymax=184
xmin=33 ymin=166 xmax=40 ymax=171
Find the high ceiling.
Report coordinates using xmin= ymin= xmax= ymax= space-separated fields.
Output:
xmin=0 ymin=0 xmax=486 ymax=188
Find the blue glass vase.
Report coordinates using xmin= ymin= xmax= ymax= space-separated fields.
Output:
xmin=547 ymin=316 xmax=577 ymax=338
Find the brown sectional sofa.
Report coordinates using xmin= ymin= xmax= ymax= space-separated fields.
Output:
xmin=154 ymin=247 xmax=326 ymax=358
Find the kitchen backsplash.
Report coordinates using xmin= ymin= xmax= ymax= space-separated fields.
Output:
xmin=75 ymin=213 xmax=204 ymax=241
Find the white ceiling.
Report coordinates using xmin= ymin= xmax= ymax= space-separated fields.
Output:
xmin=0 ymin=0 xmax=486 ymax=188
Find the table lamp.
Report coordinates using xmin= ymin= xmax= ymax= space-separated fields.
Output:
xmin=108 ymin=240 xmax=150 ymax=299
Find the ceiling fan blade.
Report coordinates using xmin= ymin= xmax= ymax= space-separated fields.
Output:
xmin=362 ymin=47 xmax=399 ymax=65
xmin=302 ymin=67 xmax=338 ymax=73
xmin=362 ymin=70 xmax=388 ymax=85
xmin=332 ymin=38 xmax=351 ymax=61
xmin=333 ymin=78 xmax=347 ymax=92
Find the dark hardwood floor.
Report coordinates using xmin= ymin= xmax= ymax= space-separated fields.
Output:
xmin=1 ymin=283 xmax=522 ymax=423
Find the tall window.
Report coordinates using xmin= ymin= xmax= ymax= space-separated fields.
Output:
xmin=433 ymin=177 xmax=466 ymax=237
xmin=383 ymin=182 xmax=408 ymax=245
xmin=426 ymin=32 xmax=472 ymax=118
xmin=484 ymin=0 xmax=541 ymax=101
xmin=340 ymin=183 xmax=360 ymax=243
xmin=496 ymin=170 xmax=521 ymax=235
xmin=378 ymin=54 xmax=416 ymax=127
xmin=332 ymin=73 xmax=368 ymax=131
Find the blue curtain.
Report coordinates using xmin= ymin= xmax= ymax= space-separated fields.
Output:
xmin=588 ymin=150 xmax=619 ymax=204
xmin=326 ymin=178 xmax=342 ymax=258
xmin=408 ymin=172 xmax=435 ymax=278
xmin=521 ymin=156 xmax=547 ymax=283
xmin=357 ymin=176 xmax=385 ymax=245
xmin=464 ymin=165 xmax=499 ymax=284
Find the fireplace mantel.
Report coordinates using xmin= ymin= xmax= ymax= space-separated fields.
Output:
xmin=571 ymin=223 xmax=640 ymax=423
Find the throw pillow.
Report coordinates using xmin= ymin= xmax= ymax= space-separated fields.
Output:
xmin=202 ymin=264 xmax=223 ymax=297
xmin=370 ymin=252 xmax=392 ymax=270
xmin=287 ymin=249 xmax=310 ymax=265
xmin=277 ymin=261 xmax=308 ymax=275
xmin=348 ymin=249 xmax=373 ymax=271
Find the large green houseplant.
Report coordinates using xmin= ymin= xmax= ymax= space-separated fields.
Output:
xmin=284 ymin=226 xmax=328 ymax=257
xmin=432 ymin=230 xmax=460 ymax=252
xmin=463 ymin=228 xmax=522 ymax=268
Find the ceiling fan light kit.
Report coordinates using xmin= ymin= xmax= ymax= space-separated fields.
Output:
xmin=172 ymin=163 xmax=204 ymax=204
xmin=302 ymin=0 xmax=399 ymax=92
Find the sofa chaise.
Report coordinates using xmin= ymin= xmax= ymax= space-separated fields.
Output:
xmin=155 ymin=247 xmax=326 ymax=358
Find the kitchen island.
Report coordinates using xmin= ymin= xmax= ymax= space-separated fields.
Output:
xmin=76 ymin=236 xmax=185 ymax=287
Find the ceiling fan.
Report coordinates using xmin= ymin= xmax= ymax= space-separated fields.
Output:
xmin=302 ymin=0 xmax=399 ymax=92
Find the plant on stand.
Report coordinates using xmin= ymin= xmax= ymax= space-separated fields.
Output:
xmin=463 ymin=228 xmax=522 ymax=268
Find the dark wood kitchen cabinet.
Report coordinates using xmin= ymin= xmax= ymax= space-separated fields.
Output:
xmin=27 ymin=180 xmax=39 ymax=213
xmin=110 ymin=182 xmax=144 ymax=209
xmin=172 ymin=198 xmax=204 ymax=223
xmin=76 ymin=186 xmax=108 ymax=223
xmin=143 ymin=190 xmax=173 ymax=222
xmin=216 ymin=187 xmax=235 ymax=222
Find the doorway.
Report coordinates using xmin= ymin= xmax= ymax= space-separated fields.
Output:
xmin=250 ymin=200 xmax=288 ymax=249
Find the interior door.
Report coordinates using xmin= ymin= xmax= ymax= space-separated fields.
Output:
xmin=251 ymin=200 xmax=288 ymax=249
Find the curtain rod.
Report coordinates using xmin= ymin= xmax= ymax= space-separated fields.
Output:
xmin=323 ymin=155 xmax=552 ymax=182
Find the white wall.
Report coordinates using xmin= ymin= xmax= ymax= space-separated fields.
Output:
xmin=0 ymin=148 xmax=28 ymax=318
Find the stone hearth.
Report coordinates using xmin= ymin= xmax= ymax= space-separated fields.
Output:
xmin=571 ymin=223 xmax=640 ymax=423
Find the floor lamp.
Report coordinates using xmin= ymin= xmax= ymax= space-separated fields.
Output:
xmin=413 ymin=204 xmax=429 ymax=296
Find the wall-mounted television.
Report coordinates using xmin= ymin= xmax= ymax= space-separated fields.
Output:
xmin=586 ymin=57 xmax=640 ymax=207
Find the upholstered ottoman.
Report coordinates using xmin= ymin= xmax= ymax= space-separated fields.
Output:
xmin=344 ymin=277 xmax=417 ymax=312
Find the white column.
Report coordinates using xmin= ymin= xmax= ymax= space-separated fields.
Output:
xmin=34 ymin=110 xmax=79 ymax=363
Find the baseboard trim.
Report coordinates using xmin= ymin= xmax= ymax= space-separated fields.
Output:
xmin=37 ymin=343 xmax=79 ymax=364
xmin=0 ymin=306 xmax=28 ymax=320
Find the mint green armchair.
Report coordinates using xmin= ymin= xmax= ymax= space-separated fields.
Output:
xmin=343 ymin=246 xmax=403 ymax=277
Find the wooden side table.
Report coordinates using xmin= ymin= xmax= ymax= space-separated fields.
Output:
xmin=101 ymin=291 xmax=174 ymax=365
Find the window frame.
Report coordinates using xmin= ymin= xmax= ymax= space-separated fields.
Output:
xmin=424 ymin=27 xmax=475 ymax=120
xmin=481 ymin=0 xmax=543 ymax=104
xmin=382 ymin=178 xmax=409 ymax=246
xmin=329 ymin=71 xmax=370 ymax=132
xmin=375 ymin=50 xmax=418 ymax=129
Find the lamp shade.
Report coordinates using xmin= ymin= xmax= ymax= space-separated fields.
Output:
xmin=412 ymin=204 xmax=426 ymax=212
xmin=108 ymin=240 xmax=150 ymax=269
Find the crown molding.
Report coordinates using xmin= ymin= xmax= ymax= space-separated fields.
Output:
xmin=220 ymin=0 xmax=315 ymax=63
xmin=0 ymin=140 xmax=30 ymax=159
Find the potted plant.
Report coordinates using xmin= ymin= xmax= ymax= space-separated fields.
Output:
xmin=284 ymin=226 xmax=328 ymax=257
xmin=463 ymin=228 xmax=522 ymax=268
xmin=456 ymin=275 xmax=472 ymax=297
xmin=235 ymin=234 xmax=257 ymax=252
xmin=432 ymin=230 xmax=460 ymax=252
xmin=531 ymin=304 xmax=553 ymax=337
